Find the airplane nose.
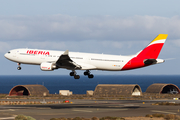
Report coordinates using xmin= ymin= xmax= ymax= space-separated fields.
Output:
xmin=4 ymin=53 xmax=9 ymax=59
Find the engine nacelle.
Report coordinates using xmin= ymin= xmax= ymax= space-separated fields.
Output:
xmin=40 ymin=62 xmax=56 ymax=71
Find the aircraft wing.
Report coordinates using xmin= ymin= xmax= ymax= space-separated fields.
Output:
xmin=56 ymin=50 xmax=82 ymax=70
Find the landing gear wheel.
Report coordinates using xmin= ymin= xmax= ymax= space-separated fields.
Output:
xmin=84 ymin=70 xmax=90 ymax=76
xmin=74 ymin=75 xmax=80 ymax=79
xmin=84 ymin=70 xmax=94 ymax=78
xmin=84 ymin=72 xmax=89 ymax=76
xmin=70 ymin=72 xmax=75 ymax=76
xmin=70 ymin=71 xmax=80 ymax=79
xmin=88 ymin=74 xmax=94 ymax=78
xmin=17 ymin=63 xmax=21 ymax=70
xmin=17 ymin=67 xmax=21 ymax=70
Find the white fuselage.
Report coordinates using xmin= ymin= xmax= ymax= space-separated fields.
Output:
xmin=4 ymin=34 xmax=167 ymax=79
xmin=4 ymin=48 xmax=133 ymax=71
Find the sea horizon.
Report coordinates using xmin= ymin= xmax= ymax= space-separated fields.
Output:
xmin=0 ymin=75 xmax=180 ymax=94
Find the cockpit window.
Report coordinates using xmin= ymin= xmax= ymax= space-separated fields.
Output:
xmin=8 ymin=51 xmax=10 ymax=53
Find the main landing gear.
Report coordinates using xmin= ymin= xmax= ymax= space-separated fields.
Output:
xmin=84 ymin=70 xmax=94 ymax=78
xmin=69 ymin=70 xmax=80 ymax=79
xmin=69 ymin=70 xmax=94 ymax=79
xmin=17 ymin=63 xmax=21 ymax=70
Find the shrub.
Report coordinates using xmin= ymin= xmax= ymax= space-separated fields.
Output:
xmin=100 ymin=116 xmax=122 ymax=120
xmin=15 ymin=114 xmax=36 ymax=120
xmin=81 ymin=117 xmax=90 ymax=120
xmin=51 ymin=118 xmax=62 ymax=120
xmin=26 ymin=116 xmax=36 ymax=120
xmin=50 ymin=117 xmax=68 ymax=120
xmin=73 ymin=117 xmax=82 ymax=120
xmin=15 ymin=114 xmax=27 ymax=120
xmin=59 ymin=117 xmax=67 ymax=120
xmin=152 ymin=113 xmax=165 ymax=118
xmin=67 ymin=118 xmax=73 ymax=120
xmin=145 ymin=114 xmax=153 ymax=118
xmin=91 ymin=117 xmax=99 ymax=120
xmin=165 ymin=114 xmax=177 ymax=120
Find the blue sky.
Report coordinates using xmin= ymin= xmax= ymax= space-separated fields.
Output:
xmin=0 ymin=0 xmax=180 ymax=75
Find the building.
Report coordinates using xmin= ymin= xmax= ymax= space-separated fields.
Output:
xmin=9 ymin=84 xmax=49 ymax=96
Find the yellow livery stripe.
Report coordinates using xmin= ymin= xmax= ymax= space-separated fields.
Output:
xmin=150 ymin=34 xmax=168 ymax=44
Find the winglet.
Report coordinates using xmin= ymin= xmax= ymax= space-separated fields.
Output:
xmin=63 ymin=50 xmax=69 ymax=55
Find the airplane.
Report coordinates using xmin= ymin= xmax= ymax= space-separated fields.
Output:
xmin=4 ymin=34 xmax=168 ymax=79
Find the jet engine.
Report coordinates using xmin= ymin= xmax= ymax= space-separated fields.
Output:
xmin=40 ymin=62 xmax=56 ymax=71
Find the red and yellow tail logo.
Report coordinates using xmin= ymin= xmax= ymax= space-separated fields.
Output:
xmin=122 ymin=34 xmax=168 ymax=70
xmin=138 ymin=34 xmax=168 ymax=59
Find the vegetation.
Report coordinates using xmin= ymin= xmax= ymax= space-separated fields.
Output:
xmin=50 ymin=114 xmax=180 ymax=120
xmin=99 ymin=116 xmax=124 ymax=120
xmin=152 ymin=102 xmax=180 ymax=106
xmin=13 ymin=114 xmax=180 ymax=120
xmin=50 ymin=118 xmax=67 ymax=120
xmin=165 ymin=114 xmax=180 ymax=120
xmin=145 ymin=113 xmax=180 ymax=120
xmin=50 ymin=116 xmax=125 ymax=120
xmin=15 ymin=114 xmax=36 ymax=120
xmin=151 ymin=113 xmax=165 ymax=118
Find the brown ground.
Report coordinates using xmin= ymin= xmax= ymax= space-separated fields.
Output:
xmin=124 ymin=117 xmax=164 ymax=120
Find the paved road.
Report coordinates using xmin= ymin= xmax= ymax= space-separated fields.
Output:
xmin=0 ymin=99 xmax=180 ymax=120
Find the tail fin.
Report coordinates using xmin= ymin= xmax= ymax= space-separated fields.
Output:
xmin=121 ymin=34 xmax=168 ymax=70
xmin=137 ymin=34 xmax=168 ymax=59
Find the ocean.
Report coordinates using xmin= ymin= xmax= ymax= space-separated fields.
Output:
xmin=0 ymin=75 xmax=180 ymax=94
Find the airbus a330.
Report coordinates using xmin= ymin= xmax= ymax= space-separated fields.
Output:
xmin=4 ymin=34 xmax=168 ymax=79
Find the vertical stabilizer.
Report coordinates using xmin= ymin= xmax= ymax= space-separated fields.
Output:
xmin=137 ymin=34 xmax=168 ymax=59
xmin=122 ymin=34 xmax=168 ymax=70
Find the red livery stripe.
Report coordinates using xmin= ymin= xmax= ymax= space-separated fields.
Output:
xmin=122 ymin=43 xmax=164 ymax=70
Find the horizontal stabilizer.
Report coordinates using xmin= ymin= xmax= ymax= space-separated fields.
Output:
xmin=156 ymin=59 xmax=165 ymax=64
xmin=144 ymin=59 xmax=165 ymax=66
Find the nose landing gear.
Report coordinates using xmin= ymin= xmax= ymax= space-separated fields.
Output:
xmin=17 ymin=63 xmax=21 ymax=70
